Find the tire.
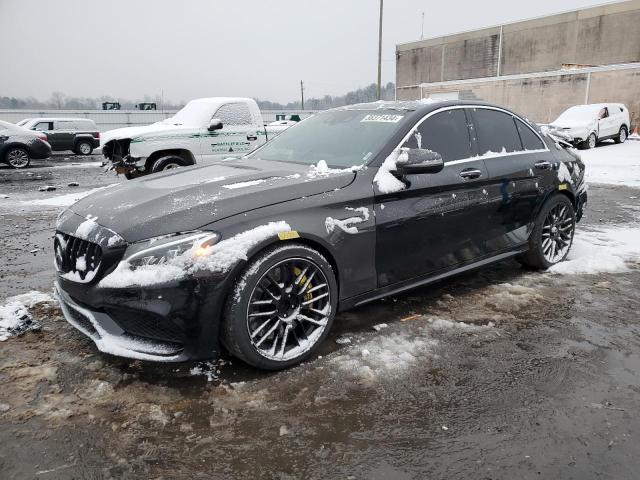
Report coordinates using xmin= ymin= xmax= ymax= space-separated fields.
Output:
xmin=5 ymin=147 xmax=31 ymax=169
xmin=581 ymin=132 xmax=597 ymax=150
xmin=75 ymin=141 xmax=93 ymax=155
xmin=517 ymin=194 xmax=576 ymax=270
xmin=614 ymin=126 xmax=628 ymax=144
xmin=222 ymin=243 xmax=338 ymax=370
xmin=150 ymin=155 xmax=185 ymax=173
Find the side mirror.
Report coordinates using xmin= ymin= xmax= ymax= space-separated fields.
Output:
xmin=397 ymin=148 xmax=444 ymax=175
xmin=208 ymin=119 xmax=223 ymax=131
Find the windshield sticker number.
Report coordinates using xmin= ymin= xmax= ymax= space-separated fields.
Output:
xmin=361 ymin=114 xmax=404 ymax=123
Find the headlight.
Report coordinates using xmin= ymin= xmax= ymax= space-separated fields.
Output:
xmin=124 ymin=232 xmax=220 ymax=269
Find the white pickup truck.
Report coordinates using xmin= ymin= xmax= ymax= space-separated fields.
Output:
xmin=101 ymin=97 xmax=278 ymax=178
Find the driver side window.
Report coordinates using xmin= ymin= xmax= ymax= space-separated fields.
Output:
xmin=402 ymin=109 xmax=472 ymax=162
xmin=214 ymin=103 xmax=252 ymax=126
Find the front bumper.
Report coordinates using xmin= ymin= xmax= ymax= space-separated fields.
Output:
xmin=55 ymin=274 xmax=229 ymax=362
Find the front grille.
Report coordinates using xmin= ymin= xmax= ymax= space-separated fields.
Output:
xmin=106 ymin=308 xmax=184 ymax=344
xmin=55 ymin=233 xmax=102 ymax=282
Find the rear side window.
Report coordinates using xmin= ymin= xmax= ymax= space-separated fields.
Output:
xmin=215 ymin=103 xmax=252 ymax=126
xmin=74 ymin=120 xmax=95 ymax=130
xmin=472 ymin=108 xmax=522 ymax=155
xmin=55 ymin=121 xmax=75 ymax=130
xmin=402 ymin=109 xmax=472 ymax=162
xmin=515 ymin=119 xmax=545 ymax=151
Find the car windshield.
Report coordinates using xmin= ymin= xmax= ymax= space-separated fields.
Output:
xmin=163 ymin=100 xmax=216 ymax=127
xmin=249 ymin=109 xmax=408 ymax=168
xmin=0 ymin=120 xmax=26 ymax=133
xmin=555 ymin=105 xmax=602 ymax=123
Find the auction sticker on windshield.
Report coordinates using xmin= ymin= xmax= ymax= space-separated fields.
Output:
xmin=360 ymin=114 xmax=404 ymax=123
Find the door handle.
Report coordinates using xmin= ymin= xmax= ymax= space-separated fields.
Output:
xmin=459 ymin=168 xmax=482 ymax=179
xmin=247 ymin=135 xmax=258 ymax=141
xmin=534 ymin=160 xmax=552 ymax=170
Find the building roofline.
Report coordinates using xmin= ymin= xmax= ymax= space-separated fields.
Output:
xmin=396 ymin=0 xmax=635 ymax=51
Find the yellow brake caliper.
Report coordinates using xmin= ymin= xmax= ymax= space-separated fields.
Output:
xmin=293 ymin=267 xmax=314 ymax=303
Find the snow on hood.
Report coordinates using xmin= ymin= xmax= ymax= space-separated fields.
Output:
xmin=100 ymin=123 xmax=188 ymax=146
xmin=62 ymin=158 xmax=356 ymax=243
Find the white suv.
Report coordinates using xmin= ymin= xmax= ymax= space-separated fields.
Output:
xmin=550 ymin=103 xmax=630 ymax=149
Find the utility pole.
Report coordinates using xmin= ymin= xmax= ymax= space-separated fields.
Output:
xmin=421 ymin=12 xmax=425 ymax=40
xmin=377 ymin=0 xmax=384 ymax=100
xmin=300 ymin=80 xmax=305 ymax=110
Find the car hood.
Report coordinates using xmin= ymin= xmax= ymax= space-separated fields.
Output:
xmin=550 ymin=119 xmax=595 ymax=129
xmin=100 ymin=123 xmax=195 ymax=146
xmin=65 ymin=158 xmax=357 ymax=242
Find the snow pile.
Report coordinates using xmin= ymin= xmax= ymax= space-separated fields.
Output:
xmin=307 ymin=160 xmax=362 ymax=179
xmin=373 ymin=149 xmax=407 ymax=194
xmin=29 ymin=185 xmax=115 ymax=208
xmin=325 ymin=207 xmax=370 ymax=234
xmin=222 ymin=179 xmax=268 ymax=190
xmin=580 ymin=142 xmax=640 ymax=187
xmin=549 ymin=225 xmax=640 ymax=275
xmin=99 ymin=221 xmax=291 ymax=288
xmin=0 ymin=291 xmax=55 ymax=341
xmin=330 ymin=329 xmax=437 ymax=382
xmin=427 ymin=318 xmax=494 ymax=330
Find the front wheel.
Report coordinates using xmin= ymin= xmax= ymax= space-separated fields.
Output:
xmin=150 ymin=155 xmax=186 ymax=173
xmin=517 ymin=195 xmax=576 ymax=270
xmin=6 ymin=147 xmax=31 ymax=169
xmin=581 ymin=132 xmax=597 ymax=150
xmin=222 ymin=244 xmax=338 ymax=370
xmin=615 ymin=126 xmax=628 ymax=144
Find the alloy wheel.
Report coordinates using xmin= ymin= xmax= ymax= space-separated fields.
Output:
xmin=541 ymin=203 xmax=574 ymax=264
xmin=620 ymin=127 xmax=627 ymax=143
xmin=246 ymin=258 xmax=331 ymax=362
xmin=7 ymin=149 xmax=29 ymax=168
xmin=588 ymin=133 xmax=597 ymax=149
xmin=79 ymin=143 xmax=92 ymax=155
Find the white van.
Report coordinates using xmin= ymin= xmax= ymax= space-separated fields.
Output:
xmin=550 ymin=103 xmax=630 ymax=149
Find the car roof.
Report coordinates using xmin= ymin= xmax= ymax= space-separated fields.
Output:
xmin=336 ymin=99 xmax=526 ymax=117
xmin=28 ymin=117 xmax=96 ymax=122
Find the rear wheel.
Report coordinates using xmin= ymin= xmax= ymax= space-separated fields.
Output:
xmin=615 ymin=126 xmax=628 ymax=144
xmin=75 ymin=141 xmax=93 ymax=155
xmin=5 ymin=147 xmax=30 ymax=169
xmin=150 ymin=155 xmax=185 ymax=173
xmin=517 ymin=195 xmax=576 ymax=270
xmin=222 ymin=244 xmax=338 ymax=370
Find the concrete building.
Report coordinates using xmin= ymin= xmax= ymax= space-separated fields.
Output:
xmin=396 ymin=0 xmax=640 ymax=126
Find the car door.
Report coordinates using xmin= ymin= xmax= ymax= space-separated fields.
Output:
xmin=374 ymin=107 xmax=496 ymax=287
xmin=200 ymin=103 xmax=255 ymax=162
xmin=469 ymin=107 xmax=553 ymax=251
xmin=33 ymin=121 xmax=54 ymax=147
xmin=53 ymin=120 xmax=76 ymax=151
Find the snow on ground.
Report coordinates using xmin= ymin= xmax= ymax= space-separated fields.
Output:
xmin=550 ymin=225 xmax=640 ymax=275
xmin=28 ymin=186 xmax=116 ymax=208
xmin=580 ymin=142 xmax=640 ymax=187
xmin=0 ymin=291 xmax=55 ymax=341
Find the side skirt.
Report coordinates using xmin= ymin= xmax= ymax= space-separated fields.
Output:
xmin=338 ymin=249 xmax=525 ymax=312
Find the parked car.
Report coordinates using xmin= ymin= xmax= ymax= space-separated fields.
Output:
xmin=266 ymin=119 xmax=299 ymax=137
xmin=549 ymin=103 xmax=630 ymax=149
xmin=0 ymin=120 xmax=51 ymax=169
xmin=101 ymin=97 xmax=274 ymax=178
xmin=54 ymin=100 xmax=586 ymax=370
xmin=19 ymin=118 xmax=100 ymax=155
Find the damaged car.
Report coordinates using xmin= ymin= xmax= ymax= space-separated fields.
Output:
xmin=54 ymin=100 xmax=587 ymax=370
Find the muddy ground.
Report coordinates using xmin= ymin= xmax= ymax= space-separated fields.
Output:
xmin=1 ymin=156 xmax=639 ymax=479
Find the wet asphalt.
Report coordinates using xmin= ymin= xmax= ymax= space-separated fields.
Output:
xmin=0 ymin=153 xmax=639 ymax=479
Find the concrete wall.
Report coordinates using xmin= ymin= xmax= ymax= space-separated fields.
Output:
xmin=397 ymin=0 xmax=640 ymax=87
xmin=397 ymin=64 xmax=640 ymax=126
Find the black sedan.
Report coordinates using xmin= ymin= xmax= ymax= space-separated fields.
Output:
xmin=54 ymin=100 xmax=586 ymax=370
xmin=0 ymin=120 xmax=51 ymax=169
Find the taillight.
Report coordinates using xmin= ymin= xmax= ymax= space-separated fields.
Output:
xmin=38 ymin=134 xmax=48 ymax=142
xmin=95 ymin=132 xmax=100 ymax=139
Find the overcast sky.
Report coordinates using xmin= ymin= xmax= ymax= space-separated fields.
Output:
xmin=0 ymin=0 xmax=620 ymax=104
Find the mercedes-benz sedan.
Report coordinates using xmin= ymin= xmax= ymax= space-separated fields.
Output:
xmin=54 ymin=100 xmax=586 ymax=370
